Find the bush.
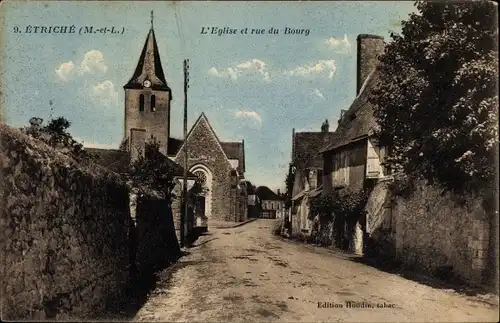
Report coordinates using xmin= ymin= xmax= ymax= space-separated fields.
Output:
xmin=310 ymin=188 xmax=370 ymax=221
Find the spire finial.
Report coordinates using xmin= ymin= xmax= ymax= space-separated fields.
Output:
xmin=151 ymin=10 xmax=154 ymax=28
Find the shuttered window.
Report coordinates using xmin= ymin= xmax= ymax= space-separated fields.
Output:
xmin=366 ymin=138 xmax=382 ymax=178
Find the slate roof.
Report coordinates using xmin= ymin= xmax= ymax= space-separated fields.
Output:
xmin=292 ymin=131 xmax=338 ymax=169
xmin=124 ymin=28 xmax=171 ymax=92
xmin=86 ymin=146 xmax=195 ymax=178
xmin=85 ymin=148 xmax=130 ymax=173
xmin=220 ymin=141 xmax=246 ymax=173
xmin=320 ymin=69 xmax=380 ymax=153
xmin=167 ymin=113 xmax=246 ymax=173
xmin=255 ymin=186 xmax=282 ymax=201
xmin=167 ymin=137 xmax=184 ymax=156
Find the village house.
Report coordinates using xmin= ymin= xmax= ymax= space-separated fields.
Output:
xmin=288 ymin=121 xmax=337 ymax=237
xmin=317 ymin=34 xmax=496 ymax=289
xmin=319 ymin=34 xmax=389 ymax=255
xmin=255 ymin=186 xmax=284 ymax=219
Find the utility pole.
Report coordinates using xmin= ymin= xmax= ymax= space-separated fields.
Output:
xmin=181 ymin=59 xmax=189 ymax=248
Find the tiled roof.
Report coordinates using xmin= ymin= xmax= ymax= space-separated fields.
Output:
xmin=293 ymin=132 xmax=338 ymax=169
xmin=320 ymin=69 xmax=380 ymax=153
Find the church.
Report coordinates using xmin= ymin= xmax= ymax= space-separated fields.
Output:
xmin=122 ymin=20 xmax=248 ymax=223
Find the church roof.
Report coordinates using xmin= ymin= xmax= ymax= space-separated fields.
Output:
xmin=85 ymin=148 xmax=130 ymax=173
xmin=124 ymin=27 xmax=171 ymax=92
xmin=168 ymin=113 xmax=246 ymax=173
xmin=86 ymin=146 xmax=194 ymax=178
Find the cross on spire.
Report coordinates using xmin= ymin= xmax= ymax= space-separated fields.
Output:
xmin=151 ymin=10 xmax=154 ymax=28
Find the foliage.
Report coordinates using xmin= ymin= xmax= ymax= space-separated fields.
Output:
xmin=284 ymin=165 xmax=296 ymax=208
xmin=310 ymin=188 xmax=370 ymax=221
xmin=127 ymin=137 xmax=175 ymax=195
xmin=370 ymin=1 xmax=498 ymax=194
xmin=20 ymin=117 xmax=95 ymax=163
xmin=386 ymin=173 xmax=418 ymax=200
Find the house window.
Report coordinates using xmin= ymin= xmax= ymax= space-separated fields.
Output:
xmin=271 ymin=202 xmax=274 ymax=209
xmin=366 ymin=138 xmax=382 ymax=178
xmin=139 ymin=94 xmax=145 ymax=111
xmin=151 ymin=95 xmax=156 ymax=112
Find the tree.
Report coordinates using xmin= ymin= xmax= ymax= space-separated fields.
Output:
xmin=127 ymin=137 xmax=207 ymax=207
xmin=370 ymin=1 xmax=498 ymax=193
xmin=20 ymin=117 xmax=94 ymax=162
xmin=127 ymin=137 xmax=175 ymax=196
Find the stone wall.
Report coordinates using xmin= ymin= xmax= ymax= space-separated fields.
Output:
xmin=392 ymin=182 xmax=497 ymax=286
xmin=364 ymin=179 xmax=396 ymax=259
xmin=133 ymin=197 xmax=180 ymax=277
xmin=0 ymin=125 xmax=131 ymax=320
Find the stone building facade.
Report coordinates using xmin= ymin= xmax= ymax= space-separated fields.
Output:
xmin=169 ymin=113 xmax=247 ymax=223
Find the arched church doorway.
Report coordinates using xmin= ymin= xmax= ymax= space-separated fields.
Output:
xmin=190 ymin=164 xmax=212 ymax=221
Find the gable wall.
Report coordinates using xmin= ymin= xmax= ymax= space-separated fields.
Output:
xmin=324 ymin=140 xmax=366 ymax=193
xmin=174 ymin=118 xmax=234 ymax=221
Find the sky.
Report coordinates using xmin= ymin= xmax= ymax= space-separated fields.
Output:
xmin=0 ymin=0 xmax=417 ymax=191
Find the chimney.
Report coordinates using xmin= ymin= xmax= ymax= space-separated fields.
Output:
xmin=321 ymin=119 xmax=329 ymax=132
xmin=356 ymin=34 xmax=385 ymax=95
xmin=277 ymin=189 xmax=281 ymax=196
xmin=291 ymin=128 xmax=296 ymax=161
xmin=338 ymin=109 xmax=347 ymax=125
xmin=130 ymin=128 xmax=146 ymax=164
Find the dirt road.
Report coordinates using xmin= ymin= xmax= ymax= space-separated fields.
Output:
xmin=133 ymin=219 xmax=498 ymax=322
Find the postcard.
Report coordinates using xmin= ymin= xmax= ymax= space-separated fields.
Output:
xmin=0 ymin=0 xmax=498 ymax=322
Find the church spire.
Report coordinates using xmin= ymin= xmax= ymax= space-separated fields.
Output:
xmin=124 ymin=14 xmax=170 ymax=91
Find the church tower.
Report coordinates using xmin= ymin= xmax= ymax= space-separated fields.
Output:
xmin=124 ymin=12 xmax=172 ymax=155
